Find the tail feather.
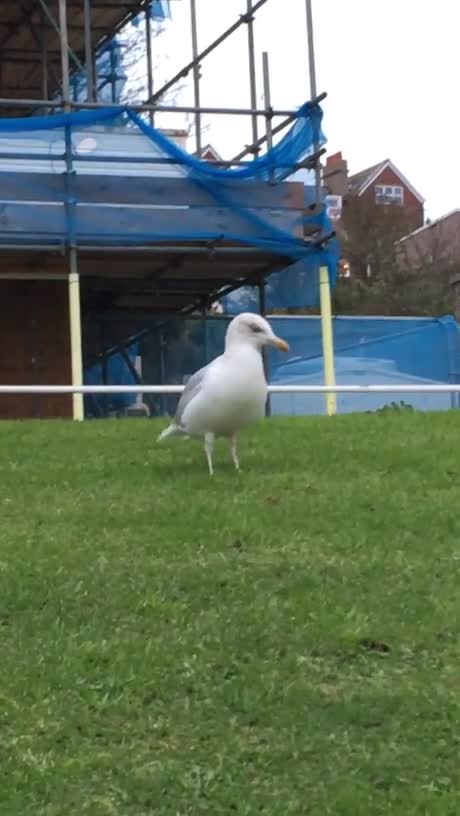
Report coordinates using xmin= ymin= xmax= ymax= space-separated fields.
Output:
xmin=157 ymin=423 xmax=181 ymax=442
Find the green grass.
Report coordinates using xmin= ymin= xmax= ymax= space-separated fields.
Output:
xmin=0 ymin=412 xmax=460 ymax=815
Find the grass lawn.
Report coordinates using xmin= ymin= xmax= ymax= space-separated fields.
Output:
xmin=0 ymin=412 xmax=459 ymax=815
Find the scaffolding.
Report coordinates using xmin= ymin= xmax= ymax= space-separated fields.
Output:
xmin=0 ymin=0 xmax=336 ymax=420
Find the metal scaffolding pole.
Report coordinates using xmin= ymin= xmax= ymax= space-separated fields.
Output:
xmin=319 ymin=264 xmax=336 ymax=416
xmin=246 ymin=0 xmax=259 ymax=152
xmin=262 ymin=52 xmax=273 ymax=155
xmin=305 ymin=0 xmax=320 ymax=202
xmin=259 ymin=53 xmax=274 ymax=414
xmin=0 ymin=96 xmax=300 ymax=117
xmin=59 ymin=0 xmax=84 ymax=421
xmin=145 ymin=4 xmax=154 ymax=126
xmin=58 ymin=0 xmax=70 ymax=104
xmin=83 ymin=0 xmax=96 ymax=102
xmin=109 ymin=40 xmax=117 ymax=103
xmin=305 ymin=0 xmax=336 ymax=416
xmin=144 ymin=0 xmax=269 ymax=106
xmin=22 ymin=16 xmax=62 ymax=98
xmin=230 ymin=93 xmax=328 ymax=163
xmin=68 ymin=260 xmax=85 ymax=421
xmin=40 ymin=7 xmax=49 ymax=100
xmin=39 ymin=0 xmax=84 ymax=73
xmin=190 ymin=0 xmax=202 ymax=154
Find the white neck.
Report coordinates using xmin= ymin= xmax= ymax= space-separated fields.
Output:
xmin=224 ymin=338 xmax=261 ymax=357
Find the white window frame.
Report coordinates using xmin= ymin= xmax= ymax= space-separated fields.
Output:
xmin=375 ymin=184 xmax=404 ymax=205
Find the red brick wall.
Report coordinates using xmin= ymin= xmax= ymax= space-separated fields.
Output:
xmin=360 ymin=166 xmax=424 ymax=229
xmin=0 ymin=279 xmax=72 ymax=419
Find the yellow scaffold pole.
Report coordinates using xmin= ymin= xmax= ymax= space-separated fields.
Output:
xmin=68 ymin=257 xmax=84 ymax=422
xmin=319 ymin=265 xmax=337 ymax=416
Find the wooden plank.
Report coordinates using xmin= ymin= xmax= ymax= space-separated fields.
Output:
xmin=0 ymin=172 xmax=305 ymax=210
xmin=0 ymin=202 xmax=303 ymax=240
xmin=79 ymin=265 xmax=260 ymax=281
xmin=73 ymin=176 xmax=306 ymax=210
xmin=0 ymin=174 xmax=66 ymax=203
xmin=0 ymin=202 xmax=66 ymax=236
xmin=0 ymin=250 xmax=281 ymax=283
xmin=83 ymin=278 xmax=233 ymax=295
xmin=74 ymin=203 xmax=303 ymax=239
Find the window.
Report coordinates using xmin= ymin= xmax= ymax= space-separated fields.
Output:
xmin=325 ymin=194 xmax=342 ymax=222
xmin=375 ymin=185 xmax=404 ymax=205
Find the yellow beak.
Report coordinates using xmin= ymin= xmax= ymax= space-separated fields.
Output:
xmin=272 ymin=336 xmax=290 ymax=353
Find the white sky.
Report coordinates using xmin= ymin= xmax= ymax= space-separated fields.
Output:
xmin=150 ymin=0 xmax=459 ymax=219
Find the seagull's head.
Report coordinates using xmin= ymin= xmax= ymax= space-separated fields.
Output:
xmin=225 ymin=313 xmax=290 ymax=353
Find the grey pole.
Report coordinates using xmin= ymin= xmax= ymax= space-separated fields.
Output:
xmin=262 ymin=51 xmax=273 ymax=151
xmin=146 ymin=0 xmax=269 ymax=106
xmin=59 ymin=0 xmax=84 ymax=420
xmin=262 ymin=51 xmax=274 ymax=184
xmin=0 ymin=96 xmax=301 ymax=117
xmin=83 ymin=0 xmax=96 ymax=102
xmin=246 ymin=0 xmax=259 ymax=152
xmin=58 ymin=0 xmax=71 ymax=106
xmin=305 ymin=0 xmax=318 ymax=98
xmin=145 ymin=4 xmax=154 ymax=126
xmin=39 ymin=0 xmax=84 ymax=72
xmin=262 ymin=52 xmax=274 ymax=415
xmin=190 ymin=0 xmax=202 ymax=155
xmin=305 ymin=0 xmax=321 ymax=203
xmin=40 ymin=6 xmax=49 ymax=100
xmin=257 ymin=43 xmax=272 ymax=418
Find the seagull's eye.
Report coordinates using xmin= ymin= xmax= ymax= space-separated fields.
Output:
xmin=251 ymin=325 xmax=264 ymax=333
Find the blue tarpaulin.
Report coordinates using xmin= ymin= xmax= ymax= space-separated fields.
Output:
xmin=70 ymin=0 xmax=171 ymax=106
xmin=0 ymin=101 xmax=337 ymax=287
xmin=85 ymin=315 xmax=460 ymax=417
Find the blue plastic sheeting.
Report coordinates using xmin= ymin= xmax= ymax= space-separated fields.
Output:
xmin=135 ymin=0 xmax=171 ymax=21
xmin=0 ymin=102 xmax=323 ymax=180
xmin=221 ymin=210 xmax=339 ymax=311
xmin=71 ymin=1 xmax=170 ymax=106
xmin=270 ymin=356 xmax=457 ymax=416
xmin=71 ymin=38 xmax=127 ymax=106
xmin=128 ymin=103 xmax=325 ymax=182
xmin=269 ymin=315 xmax=460 ymax=415
xmin=84 ymin=344 xmax=139 ymax=417
xmin=267 ymin=315 xmax=459 ymax=382
xmin=0 ymin=103 xmax=337 ymax=284
xmin=85 ymin=314 xmax=460 ymax=418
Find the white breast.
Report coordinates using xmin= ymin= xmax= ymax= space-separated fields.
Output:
xmin=182 ymin=348 xmax=267 ymax=437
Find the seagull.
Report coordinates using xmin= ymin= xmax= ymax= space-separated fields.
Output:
xmin=157 ymin=313 xmax=289 ymax=475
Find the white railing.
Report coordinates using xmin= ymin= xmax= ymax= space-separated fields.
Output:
xmin=0 ymin=385 xmax=459 ymax=395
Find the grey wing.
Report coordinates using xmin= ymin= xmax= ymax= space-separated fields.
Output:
xmin=175 ymin=362 xmax=211 ymax=428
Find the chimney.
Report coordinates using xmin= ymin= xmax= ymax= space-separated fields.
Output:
xmin=323 ymin=151 xmax=348 ymax=197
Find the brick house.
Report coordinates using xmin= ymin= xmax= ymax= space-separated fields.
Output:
xmin=199 ymin=144 xmax=223 ymax=163
xmin=323 ymin=153 xmax=425 ymax=278
xmin=323 ymin=153 xmax=425 ymax=231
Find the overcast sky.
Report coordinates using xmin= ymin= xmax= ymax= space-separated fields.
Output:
xmin=151 ymin=0 xmax=459 ymax=220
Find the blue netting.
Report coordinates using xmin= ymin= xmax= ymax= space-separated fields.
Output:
xmin=70 ymin=38 xmax=127 ymax=106
xmin=132 ymin=0 xmax=171 ymax=23
xmin=269 ymin=314 xmax=460 ymax=415
xmin=85 ymin=344 xmax=139 ymax=417
xmin=85 ymin=315 xmax=460 ymax=418
xmin=0 ymin=101 xmax=337 ymax=289
xmin=221 ymin=209 xmax=339 ymax=311
xmin=129 ymin=102 xmax=324 ymax=182
xmin=69 ymin=0 xmax=170 ymax=107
